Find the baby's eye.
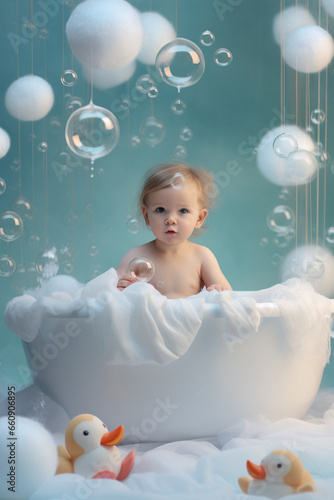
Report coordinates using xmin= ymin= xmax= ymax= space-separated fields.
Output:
xmin=179 ymin=208 xmax=188 ymax=214
xmin=155 ymin=207 xmax=165 ymax=213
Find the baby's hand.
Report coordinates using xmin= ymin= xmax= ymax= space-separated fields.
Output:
xmin=117 ymin=276 xmax=138 ymax=291
xmin=207 ymin=284 xmax=224 ymax=292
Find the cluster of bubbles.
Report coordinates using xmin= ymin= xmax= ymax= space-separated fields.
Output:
xmin=199 ymin=30 xmax=233 ymax=67
xmin=263 ymin=205 xmax=296 ymax=259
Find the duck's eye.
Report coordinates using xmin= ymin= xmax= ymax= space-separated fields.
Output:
xmin=102 ymin=423 xmax=106 ymax=428
xmin=83 ymin=430 xmax=89 ymax=436
xmin=277 ymin=463 xmax=282 ymax=468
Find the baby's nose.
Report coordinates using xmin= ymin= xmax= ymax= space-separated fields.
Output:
xmin=165 ymin=214 xmax=177 ymax=224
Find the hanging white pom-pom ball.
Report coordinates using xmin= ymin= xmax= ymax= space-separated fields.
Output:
xmin=0 ymin=416 xmax=58 ymax=499
xmin=137 ymin=12 xmax=176 ymax=66
xmin=81 ymin=60 xmax=136 ymax=90
xmin=281 ymin=244 xmax=334 ymax=297
xmin=5 ymin=75 xmax=54 ymax=121
xmin=272 ymin=6 xmax=316 ymax=45
xmin=284 ymin=25 xmax=334 ymax=73
xmin=256 ymin=125 xmax=317 ymax=186
xmin=322 ymin=0 xmax=334 ymax=18
xmin=0 ymin=128 xmax=10 ymax=159
xmin=66 ymin=0 xmax=144 ymax=70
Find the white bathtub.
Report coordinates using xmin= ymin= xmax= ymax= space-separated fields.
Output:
xmin=17 ymin=279 xmax=334 ymax=443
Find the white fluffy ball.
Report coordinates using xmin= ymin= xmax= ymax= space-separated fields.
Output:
xmin=256 ymin=125 xmax=316 ymax=186
xmin=137 ymin=12 xmax=176 ymax=65
xmin=284 ymin=25 xmax=334 ymax=73
xmin=281 ymin=245 xmax=334 ymax=297
xmin=322 ymin=0 xmax=334 ymax=17
xmin=5 ymin=75 xmax=54 ymax=121
xmin=0 ymin=128 xmax=10 ymax=159
xmin=66 ymin=0 xmax=144 ymax=70
xmin=0 ymin=416 xmax=58 ymax=499
xmin=82 ymin=60 xmax=136 ymax=90
xmin=272 ymin=6 xmax=316 ymax=45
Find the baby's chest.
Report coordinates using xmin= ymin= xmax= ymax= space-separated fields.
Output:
xmin=150 ymin=257 xmax=203 ymax=296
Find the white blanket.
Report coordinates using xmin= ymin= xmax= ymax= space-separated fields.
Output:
xmin=4 ymin=268 xmax=261 ymax=365
xmin=22 ymin=389 xmax=334 ymax=500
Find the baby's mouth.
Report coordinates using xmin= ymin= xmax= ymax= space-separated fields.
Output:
xmin=165 ymin=229 xmax=177 ymax=234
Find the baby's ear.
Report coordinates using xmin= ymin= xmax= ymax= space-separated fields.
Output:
xmin=196 ymin=208 xmax=208 ymax=228
xmin=141 ymin=205 xmax=150 ymax=226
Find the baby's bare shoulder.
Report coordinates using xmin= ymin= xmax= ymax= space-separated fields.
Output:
xmin=189 ymin=242 xmax=214 ymax=258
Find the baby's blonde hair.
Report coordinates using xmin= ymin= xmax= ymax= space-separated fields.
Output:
xmin=139 ymin=162 xmax=217 ymax=208
xmin=138 ymin=162 xmax=217 ymax=235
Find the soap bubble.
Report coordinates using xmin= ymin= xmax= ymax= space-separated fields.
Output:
xmin=36 ymin=247 xmax=59 ymax=279
xmin=61 ymin=69 xmax=78 ymax=87
xmin=278 ymin=188 xmax=291 ymax=201
xmin=311 ymin=109 xmax=326 ymax=125
xmin=136 ymin=74 xmax=155 ymax=93
xmin=273 ymin=232 xmax=290 ymax=248
xmin=170 ymin=172 xmax=185 ymax=190
xmin=267 ymin=206 xmax=295 ymax=233
xmin=148 ymin=86 xmax=159 ymax=98
xmin=272 ymin=253 xmax=283 ymax=266
xmin=65 ymin=96 xmax=84 ymax=113
xmin=326 ymin=227 xmax=334 ymax=245
xmin=180 ymin=126 xmax=193 ymax=141
xmin=139 ymin=116 xmax=165 ymax=148
xmin=126 ymin=218 xmax=141 ymax=234
xmin=273 ymin=133 xmax=298 ymax=158
xmin=12 ymin=195 xmax=34 ymax=220
xmin=38 ymin=141 xmax=48 ymax=153
xmin=214 ymin=48 xmax=233 ymax=66
xmin=156 ymin=38 xmax=205 ymax=92
xmin=65 ymin=102 xmax=120 ymax=162
xmin=285 ymin=149 xmax=318 ymax=183
xmin=39 ymin=27 xmax=49 ymax=39
xmin=304 ymin=257 xmax=325 ymax=278
xmin=259 ymin=237 xmax=268 ymax=247
xmin=0 ymin=211 xmax=24 ymax=242
xmin=11 ymin=262 xmax=39 ymax=293
xmin=128 ymin=256 xmax=155 ymax=282
xmin=171 ymin=98 xmax=186 ymax=115
xmin=0 ymin=255 xmax=16 ymax=277
xmin=0 ymin=178 xmax=6 ymax=195
xmin=89 ymin=245 xmax=99 ymax=257
xmin=49 ymin=116 xmax=62 ymax=135
xmin=10 ymin=159 xmax=21 ymax=172
xmin=131 ymin=135 xmax=141 ymax=148
xmin=200 ymin=30 xmax=215 ymax=46
xmin=173 ymin=144 xmax=187 ymax=160
xmin=64 ymin=262 xmax=74 ymax=274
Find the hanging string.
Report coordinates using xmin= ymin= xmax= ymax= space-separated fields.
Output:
xmin=322 ymin=12 xmax=329 ymax=247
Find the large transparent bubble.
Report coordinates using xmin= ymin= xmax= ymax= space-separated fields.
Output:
xmin=128 ymin=257 xmax=155 ymax=282
xmin=0 ymin=211 xmax=24 ymax=242
xmin=156 ymin=38 xmax=205 ymax=92
xmin=65 ymin=101 xmax=120 ymax=165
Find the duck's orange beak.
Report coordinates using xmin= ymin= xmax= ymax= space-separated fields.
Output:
xmin=247 ymin=460 xmax=266 ymax=480
xmin=100 ymin=425 xmax=124 ymax=447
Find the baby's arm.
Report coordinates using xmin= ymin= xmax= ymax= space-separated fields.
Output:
xmin=116 ymin=249 xmax=139 ymax=291
xmin=200 ymin=247 xmax=232 ymax=292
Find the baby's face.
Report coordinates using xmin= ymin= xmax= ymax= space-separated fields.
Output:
xmin=142 ymin=180 xmax=208 ymax=245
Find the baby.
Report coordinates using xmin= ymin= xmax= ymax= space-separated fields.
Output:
xmin=116 ymin=163 xmax=231 ymax=298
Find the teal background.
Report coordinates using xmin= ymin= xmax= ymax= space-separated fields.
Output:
xmin=0 ymin=0 xmax=333 ymax=391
